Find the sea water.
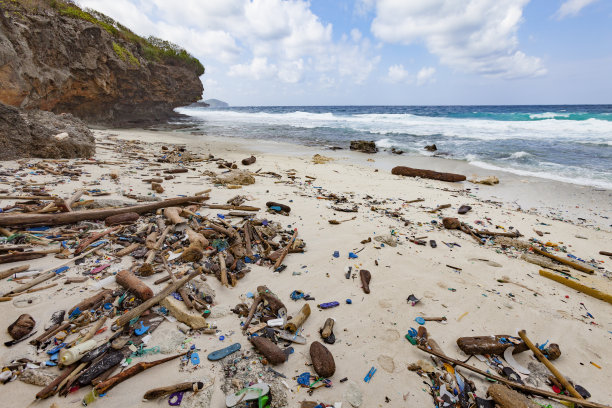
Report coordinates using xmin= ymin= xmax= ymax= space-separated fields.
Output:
xmin=175 ymin=105 xmax=612 ymax=190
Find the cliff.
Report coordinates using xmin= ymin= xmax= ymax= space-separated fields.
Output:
xmin=0 ymin=0 xmax=204 ymax=126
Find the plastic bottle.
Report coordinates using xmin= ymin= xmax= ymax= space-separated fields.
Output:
xmin=93 ymin=275 xmax=116 ymax=290
xmin=59 ymin=339 xmax=97 ymax=365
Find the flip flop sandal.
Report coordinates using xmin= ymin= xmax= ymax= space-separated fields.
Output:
xmin=225 ymin=383 xmax=270 ymax=407
xmin=258 ymin=394 xmax=270 ymax=408
xmin=208 ymin=342 xmax=241 ymax=361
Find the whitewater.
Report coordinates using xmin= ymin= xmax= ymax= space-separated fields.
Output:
xmin=175 ymin=105 xmax=612 ymax=189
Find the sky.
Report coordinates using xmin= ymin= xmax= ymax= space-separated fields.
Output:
xmin=75 ymin=0 xmax=612 ymax=106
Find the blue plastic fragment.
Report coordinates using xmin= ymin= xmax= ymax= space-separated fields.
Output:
xmin=297 ymin=372 xmax=311 ymax=386
xmin=69 ymin=308 xmax=81 ymax=319
xmin=415 ymin=317 xmax=426 ymax=325
xmin=407 ymin=327 xmax=418 ymax=337
xmin=54 ymin=266 xmax=69 ymax=274
xmin=134 ymin=321 xmax=150 ymax=336
xmin=27 ymin=227 xmax=50 ymax=232
xmin=47 ymin=343 xmax=66 ymax=354
xmin=318 ymin=302 xmax=339 ymax=309
xmin=270 ymin=206 xmax=281 ymax=212
xmin=333 ymin=251 xmax=339 ymax=258
xmin=217 ymin=214 xmax=225 ymax=219
xmin=191 ymin=352 xmax=200 ymax=365
xmin=348 ymin=252 xmax=358 ymax=259
xmin=364 ymin=367 xmax=376 ymax=383
xmin=246 ymin=292 xmax=254 ymax=298
xmin=346 ymin=299 xmax=352 ymax=304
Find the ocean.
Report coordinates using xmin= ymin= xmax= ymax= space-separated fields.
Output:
xmin=174 ymin=105 xmax=612 ymax=190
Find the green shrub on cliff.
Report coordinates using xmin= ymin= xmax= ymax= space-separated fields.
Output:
xmin=47 ymin=0 xmax=204 ymax=76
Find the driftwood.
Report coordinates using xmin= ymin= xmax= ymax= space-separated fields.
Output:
xmin=392 ymin=166 xmax=466 ymax=182
xmin=531 ymin=247 xmax=594 ymax=274
xmin=0 ymin=251 xmax=46 ymax=264
xmin=116 ymin=270 xmax=153 ymax=301
xmin=69 ymin=289 xmax=113 ymax=315
xmin=488 ymin=384 xmax=540 ymax=408
xmin=206 ymin=204 xmax=259 ymax=211
xmin=477 ymin=229 xmax=522 ymax=237
xmin=163 ymin=207 xmax=185 ymax=224
xmin=105 ymin=212 xmax=139 ymax=226
xmin=243 ymin=285 xmax=286 ymax=330
xmin=285 ymin=303 xmax=310 ymax=333
xmin=273 ymin=229 xmax=298 ymax=269
xmin=36 ymin=363 xmax=79 ymax=399
xmin=518 ymin=330 xmax=582 ymax=400
xmin=539 ymin=269 xmax=612 ymax=305
xmin=457 ymin=335 xmax=527 ymax=356
xmin=115 ymin=243 xmax=140 ymax=257
xmin=94 ymin=353 xmax=186 ymax=394
xmin=74 ymin=226 xmax=120 ymax=255
xmin=218 ymin=252 xmax=228 ymax=287
xmin=418 ymin=346 xmax=611 ymax=408
xmin=250 ymin=336 xmax=286 ymax=365
xmin=600 ymin=251 xmax=612 ymax=257
xmin=114 ymin=270 xmax=200 ymax=327
xmin=241 ymin=155 xmax=256 ymax=165
xmin=143 ymin=381 xmax=206 ymax=400
xmin=521 ymin=253 xmax=570 ymax=273
xmin=0 ymin=264 xmax=29 ymax=280
xmin=0 ymin=195 xmax=208 ymax=227
xmin=360 ymin=269 xmax=371 ymax=294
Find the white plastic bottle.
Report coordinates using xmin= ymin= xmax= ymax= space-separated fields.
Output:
xmin=59 ymin=339 xmax=97 ymax=365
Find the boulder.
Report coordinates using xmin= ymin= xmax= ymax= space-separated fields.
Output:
xmin=424 ymin=144 xmax=437 ymax=152
xmin=350 ymin=140 xmax=377 ymax=153
xmin=0 ymin=102 xmax=95 ymax=160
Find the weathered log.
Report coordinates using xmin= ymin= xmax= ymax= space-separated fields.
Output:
xmin=531 ymin=247 xmax=595 ymax=274
xmin=69 ymin=289 xmax=113 ymax=315
xmin=250 ymin=336 xmax=286 ymax=365
xmin=392 ymin=166 xmax=466 ymax=182
xmin=360 ymin=269 xmax=371 ymax=294
xmin=114 ymin=270 xmax=201 ymax=327
xmin=0 ymin=196 xmax=208 ymax=227
xmin=518 ymin=330 xmax=583 ymax=400
xmin=539 ymin=269 xmax=612 ymax=305
xmin=241 ymin=155 xmax=256 ymax=165
xmin=418 ymin=346 xmax=611 ymax=408
xmin=243 ymin=286 xmax=286 ymax=330
xmin=105 ymin=212 xmax=139 ymax=226
xmin=0 ymin=252 xmax=46 ymax=264
xmin=521 ymin=253 xmax=570 ymax=273
xmin=94 ymin=353 xmax=186 ymax=394
xmin=488 ymin=384 xmax=540 ymax=408
xmin=0 ymin=264 xmax=29 ymax=280
xmin=310 ymin=341 xmax=335 ymax=377
xmin=266 ymin=201 xmax=291 ymax=213
xmin=163 ymin=168 xmax=188 ymax=174
xmin=285 ymin=303 xmax=311 ymax=333
xmin=116 ymin=270 xmax=153 ymax=301
xmin=457 ymin=335 xmax=527 ymax=356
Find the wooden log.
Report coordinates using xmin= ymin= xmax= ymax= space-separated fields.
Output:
xmin=488 ymin=384 xmax=540 ymax=408
xmin=0 ymin=252 xmax=46 ymax=264
xmin=206 ymin=204 xmax=259 ymax=211
xmin=457 ymin=335 xmax=527 ymax=356
xmin=32 ymin=322 xmax=71 ymax=346
xmin=360 ymin=269 xmax=371 ymax=294
xmin=250 ymin=336 xmax=286 ymax=365
xmin=36 ymin=363 xmax=79 ymax=399
xmin=0 ymin=195 xmax=55 ymax=200
xmin=539 ymin=269 xmax=612 ymax=305
xmin=518 ymin=330 xmax=583 ymax=400
xmin=531 ymin=247 xmax=594 ymax=274
xmin=94 ymin=353 xmax=186 ymax=394
xmin=105 ymin=212 xmax=139 ymax=226
xmin=273 ymin=229 xmax=298 ymax=269
xmin=163 ymin=207 xmax=185 ymax=224
xmin=218 ymin=252 xmax=228 ymax=287
xmin=392 ymin=166 xmax=466 ymax=182
xmin=116 ymin=270 xmax=153 ymax=301
xmin=600 ymin=251 xmax=612 ymax=257
xmin=115 ymin=243 xmax=140 ymax=257
xmin=69 ymin=289 xmax=113 ymax=315
xmin=477 ymin=230 xmax=522 ymax=238
xmin=0 ymin=264 xmax=29 ymax=280
xmin=285 ymin=303 xmax=311 ymax=333
xmin=74 ymin=226 xmax=120 ymax=255
xmin=417 ymin=346 xmax=611 ymax=408
xmin=143 ymin=381 xmax=204 ymax=400
xmin=521 ymin=253 xmax=570 ymax=273
xmin=114 ymin=270 xmax=200 ymax=327
xmin=3 ymin=244 xmax=108 ymax=296
xmin=0 ymin=195 xmax=209 ymax=227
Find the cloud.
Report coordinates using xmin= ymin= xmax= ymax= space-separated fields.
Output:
xmin=387 ymin=64 xmax=411 ymax=83
xmin=555 ymin=0 xmax=599 ymax=19
xmin=76 ymin=0 xmax=378 ymax=87
xmin=416 ymin=66 xmax=436 ymax=85
xmin=369 ymin=0 xmax=546 ymax=79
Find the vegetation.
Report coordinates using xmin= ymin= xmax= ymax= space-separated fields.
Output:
xmin=47 ymin=0 xmax=204 ymax=75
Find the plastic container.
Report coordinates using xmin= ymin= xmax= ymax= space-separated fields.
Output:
xmin=59 ymin=339 xmax=97 ymax=365
xmin=93 ymin=275 xmax=116 ymax=290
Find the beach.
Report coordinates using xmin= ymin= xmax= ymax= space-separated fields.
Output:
xmin=0 ymin=128 xmax=610 ymax=407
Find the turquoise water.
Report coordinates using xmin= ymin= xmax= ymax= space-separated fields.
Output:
xmin=175 ymin=105 xmax=612 ymax=189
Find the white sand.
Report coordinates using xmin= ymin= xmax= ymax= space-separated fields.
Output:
xmin=0 ymin=128 xmax=610 ymax=408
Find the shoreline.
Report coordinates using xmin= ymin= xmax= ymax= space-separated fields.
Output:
xmin=116 ymin=128 xmax=612 ymax=231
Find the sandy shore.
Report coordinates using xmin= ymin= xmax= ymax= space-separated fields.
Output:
xmin=0 ymin=128 xmax=611 ymax=408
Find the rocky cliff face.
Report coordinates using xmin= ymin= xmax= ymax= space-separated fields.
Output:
xmin=0 ymin=0 xmax=204 ymax=126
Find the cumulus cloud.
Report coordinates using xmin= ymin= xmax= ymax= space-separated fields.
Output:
xmin=76 ymin=0 xmax=378 ymax=86
xmin=555 ymin=0 xmax=599 ymax=19
xmin=369 ymin=0 xmax=546 ymax=79
xmin=387 ymin=64 xmax=411 ymax=83
xmin=416 ymin=67 xmax=436 ymax=85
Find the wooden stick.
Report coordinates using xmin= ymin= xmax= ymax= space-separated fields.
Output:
xmin=539 ymin=269 xmax=612 ymax=305
xmin=273 ymin=229 xmax=298 ymax=269
xmin=74 ymin=226 xmax=120 ymax=255
xmin=0 ymin=264 xmax=29 ymax=280
xmin=3 ymin=243 xmax=107 ymax=296
xmin=57 ymin=362 xmax=88 ymax=393
xmin=0 ymin=195 xmax=56 ymax=200
xmin=143 ymin=381 xmax=205 ymax=400
xmin=531 ymin=247 xmax=594 ymax=274
xmin=94 ymin=353 xmax=186 ymax=394
xmin=243 ymin=222 xmax=253 ymax=257
xmin=0 ymin=251 xmax=46 ymax=264
xmin=417 ymin=346 xmax=610 ymax=408
xmin=114 ymin=270 xmax=200 ymax=327
xmin=0 ymin=195 xmax=209 ymax=227
xmin=206 ymin=204 xmax=259 ymax=211
xmin=518 ymin=330 xmax=582 ymax=400
xmin=162 ymin=257 xmax=193 ymax=309
xmin=218 ymin=252 xmax=228 ymax=287
xmin=36 ymin=363 xmax=78 ymax=399
xmin=476 ymin=230 xmax=522 ymax=238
